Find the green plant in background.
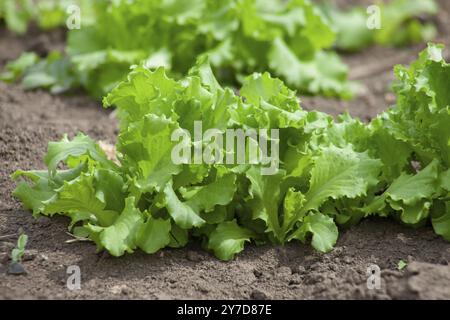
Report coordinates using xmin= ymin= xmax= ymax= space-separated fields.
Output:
xmin=1 ymin=0 xmax=440 ymax=99
xmin=1 ymin=51 xmax=77 ymax=94
xmin=0 ymin=0 xmax=91 ymax=33
xmin=0 ymin=0 xmax=35 ymax=34
xmin=0 ymin=52 xmax=38 ymax=82
xmin=2 ymin=0 xmax=355 ymax=99
xmin=12 ymin=44 xmax=450 ymax=261
xmin=11 ymin=233 xmax=28 ymax=264
xmin=322 ymin=0 xmax=438 ymax=51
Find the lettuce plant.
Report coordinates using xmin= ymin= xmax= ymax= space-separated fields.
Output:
xmin=12 ymin=44 xmax=449 ymax=260
xmin=322 ymin=0 xmax=438 ymax=51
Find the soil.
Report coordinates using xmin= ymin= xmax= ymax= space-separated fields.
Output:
xmin=1 ymin=1 xmax=450 ymax=300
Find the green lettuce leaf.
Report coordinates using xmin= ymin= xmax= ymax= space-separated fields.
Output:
xmin=136 ymin=217 xmax=172 ymax=254
xmin=208 ymin=220 xmax=254 ymax=261
xmin=322 ymin=0 xmax=438 ymax=51
xmin=85 ymin=197 xmax=142 ymax=256
xmin=364 ymin=160 xmax=440 ymax=224
xmin=290 ymin=212 xmax=338 ymax=253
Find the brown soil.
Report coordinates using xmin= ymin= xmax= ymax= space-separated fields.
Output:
xmin=1 ymin=1 xmax=450 ymax=300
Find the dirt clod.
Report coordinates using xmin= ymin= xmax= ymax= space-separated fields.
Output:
xmin=23 ymin=250 xmax=38 ymax=261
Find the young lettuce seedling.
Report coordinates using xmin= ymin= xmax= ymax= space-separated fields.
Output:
xmin=8 ymin=234 xmax=28 ymax=275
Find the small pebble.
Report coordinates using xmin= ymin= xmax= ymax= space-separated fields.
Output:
xmin=197 ymin=285 xmax=209 ymax=293
xmin=329 ymin=264 xmax=338 ymax=272
xmin=288 ymin=278 xmax=301 ymax=286
xmin=250 ymin=289 xmax=269 ymax=300
xmin=110 ymin=284 xmax=130 ymax=295
xmin=253 ymin=269 xmax=263 ymax=278
xmin=36 ymin=217 xmax=51 ymax=228
xmin=23 ymin=249 xmax=38 ymax=261
xmin=292 ymin=265 xmax=306 ymax=274
xmin=343 ymin=257 xmax=353 ymax=264
xmin=39 ymin=254 xmax=49 ymax=261
xmin=8 ymin=262 xmax=27 ymax=275
xmin=186 ymin=251 xmax=202 ymax=262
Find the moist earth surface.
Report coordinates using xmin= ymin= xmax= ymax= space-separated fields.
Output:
xmin=1 ymin=0 xmax=450 ymax=300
